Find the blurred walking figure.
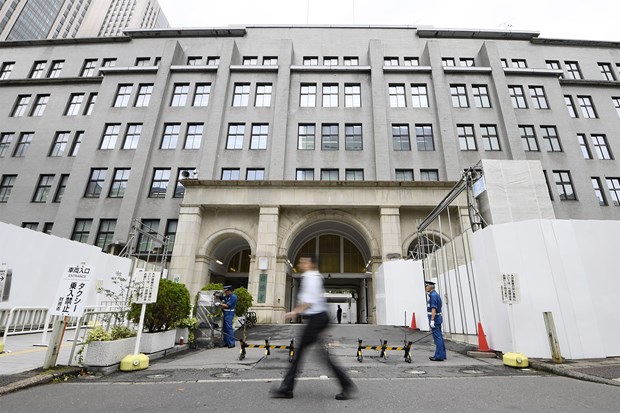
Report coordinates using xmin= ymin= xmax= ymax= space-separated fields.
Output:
xmin=270 ymin=254 xmax=357 ymax=400
xmin=337 ymin=305 xmax=342 ymax=324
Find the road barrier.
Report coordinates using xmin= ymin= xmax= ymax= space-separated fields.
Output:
xmin=239 ymin=337 xmax=295 ymax=362
xmin=356 ymin=338 xmax=413 ymax=363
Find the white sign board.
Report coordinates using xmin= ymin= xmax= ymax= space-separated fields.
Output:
xmin=473 ymin=177 xmax=487 ymax=198
xmin=132 ymin=268 xmax=161 ymax=304
xmin=50 ymin=264 xmax=94 ymax=317
xmin=0 ymin=264 xmax=7 ymax=300
xmin=498 ymin=273 xmax=520 ymax=304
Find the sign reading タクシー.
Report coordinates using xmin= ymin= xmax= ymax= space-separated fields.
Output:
xmin=50 ymin=264 xmax=94 ymax=317
xmin=498 ymin=273 xmax=520 ymax=304
xmin=132 ymin=268 xmax=161 ymax=304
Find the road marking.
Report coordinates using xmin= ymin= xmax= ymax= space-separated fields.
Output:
xmin=0 ymin=343 xmax=71 ymax=357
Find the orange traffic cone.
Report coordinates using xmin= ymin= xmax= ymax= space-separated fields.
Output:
xmin=410 ymin=313 xmax=417 ymax=330
xmin=477 ymin=322 xmax=491 ymax=352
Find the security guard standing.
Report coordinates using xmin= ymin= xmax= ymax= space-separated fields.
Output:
xmin=425 ymin=280 xmax=446 ymax=361
xmin=220 ymin=285 xmax=237 ymax=348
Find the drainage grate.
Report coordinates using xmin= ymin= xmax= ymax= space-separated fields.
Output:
xmin=146 ymin=374 xmax=171 ymax=379
xmin=405 ymin=370 xmax=427 ymax=375
xmin=212 ymin=371 xmax=238 ymax=378
xmin=460 ymin=369 xmax=484 ymax=374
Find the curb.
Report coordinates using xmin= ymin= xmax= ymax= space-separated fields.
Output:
xmin=529 ymin=360 xmax=620 ymax=387
xmin=0 ymin=367 xmax=82 ymax=397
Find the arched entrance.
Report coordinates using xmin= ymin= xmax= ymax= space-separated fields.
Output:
xmin=287 ymin=220 xmax=372 ymax=323
xmin=203 ymin=233 xmax=253 ymax=291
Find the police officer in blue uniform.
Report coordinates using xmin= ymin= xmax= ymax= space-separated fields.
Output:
xmin=425 ymin=280 xmax=446 ymax=361
xmin=219 ymin=285 xmax=237 ymax=348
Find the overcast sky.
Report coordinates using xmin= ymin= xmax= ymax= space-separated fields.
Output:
xmin=158 ymin=0 xmax=620 ymax=41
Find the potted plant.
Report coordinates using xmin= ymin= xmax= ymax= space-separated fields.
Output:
xmin=81 ymin=325 xmax=136 ymax=368
xmin=174 ymin=316 xmax=198 ymax=345
xmin=128 ymin=279 xmax=191 ymax=354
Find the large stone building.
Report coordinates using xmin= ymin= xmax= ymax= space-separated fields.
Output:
xmin=0 ymin=26 xmax=619 ymax=323
xmin=0 ymin=0 xmax=168 ymax=40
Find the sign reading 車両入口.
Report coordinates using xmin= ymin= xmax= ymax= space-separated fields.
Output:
xmin=50 ymin=264 xmax=94 ymax=317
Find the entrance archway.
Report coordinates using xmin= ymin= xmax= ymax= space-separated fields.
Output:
xmin=202 ymin=231 xmax=254 ymax=291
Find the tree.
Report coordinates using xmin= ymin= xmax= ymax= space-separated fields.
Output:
xmin=128 ymin=279 xmax=191 ymax=333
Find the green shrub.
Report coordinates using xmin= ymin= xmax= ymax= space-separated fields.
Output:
xmin=85 ymin=326 xmax=111 ymax=342
xmin=174 ymin=317 xmax=199 ymax=329
xmin=128 ymin=279 xmax=191 ymax=333
xmin=110 ymin=325 xmax=136 ymax=340
xmin=233 ymin=287 xmax=253 ymax=317
xmin=201 ymin=283 xmax=224 ymax=291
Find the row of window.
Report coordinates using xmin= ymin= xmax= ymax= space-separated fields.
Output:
xmin=542 ymin=171 xmax=620 ymax=206
xmin=10 ymin=92 xmax=97 ymax=117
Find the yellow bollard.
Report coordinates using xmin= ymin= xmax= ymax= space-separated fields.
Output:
xmin=120 ymin=354 xmax=149 ymax=371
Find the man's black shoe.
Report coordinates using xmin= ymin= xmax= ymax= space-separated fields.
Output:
xmin=335 ymin=383 xmax=358 ymax=400
xmin=429 ymin=356 xmax=445 ymax=361
xmin=269 ymin=388 xmax=293 ymax=399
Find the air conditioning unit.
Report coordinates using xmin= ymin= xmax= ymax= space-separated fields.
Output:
xmin=181 ymin=169 xmax=199 ymax=179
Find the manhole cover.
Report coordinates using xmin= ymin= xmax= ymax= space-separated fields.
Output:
xmin=212 ymin=371 xmax=238 ymax=378
xmin=146 ymin=374 xmax=171 ymax=379
xmin=348 ymin=369 xmax=360 ymax=374
xmin=461 ymin=369 xmax=484 ymax=374
xmin=406 ymin=370 xmax=427 ymax=375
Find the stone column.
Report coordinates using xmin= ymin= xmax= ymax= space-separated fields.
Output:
xmin=379 ymin=207 xmax=403 ymax=260
xmin=168 ymin=206 xmax=203 ymax=298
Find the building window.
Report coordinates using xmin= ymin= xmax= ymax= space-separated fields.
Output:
xmin=389 ymin=84 xmax=406 ymax=107
xmin=221 ymin=168 xmax=240 ymax=180
xmin=48 ymin=60 xmax=64 ymax=78
xmin=114 ymin=84 xmax=132 ymax=107
xmin=13 ymin=133 xmax=33 ymax=157
xmin=391 ymin=125 xmax=410 ymax=151
xmin=416 ymin=125 xmax=434 ymax=151
xmin=43 ymin=222 xmax=53 ymax=234
xmin=564 ymin=96 xmax=578 ymax=118
xmin=193 ymin=83 xmax=211 ymax=107
xmin=553 ymin=171 xmax=576 ymax=200
xmin=160 ymin=124 xmax=180 ymax=150
xmin=85 ymin=93 xmax=97 ymax=115
xmin=0 ymin=175 xmax=16 ymax=203
xmin=457 ymin=125 xmax=477 ymax=151
xmin=512 ymin=59 xmax=527 ymax=68
xmin=321 ymin=169 xmax=339 ymax=181
xmin=500 ymin=59 xmax=509 ymax=68
xmin=509 ymin=86 xmax=527 ymax=109
xmin=226 ymin=124 xmax=245 ymax=149
xmin=206 ymin=56 xmax=220 ymax=66
xmin=32 ymin=175 xmax=54 ymax=203
xmin=68 ymin=131 xmax=84 ymax=157
xmin=49 ymin=132 xmax=70 ymax=157
xmin=606 ymin=178 xmax=620 ymax=206
xmin=546 ymin=60 xmax=560 ymax=70
xmin=233 ymin=83 xmax=250 ymax=107
xmin=577 ymin=134 xmax=592 ymax=159
xmin=323 ymin=57 xmax=338 ymax=66
xmin=344 ymin=57 xmax=359 ymax=66
xmin=450 ymin=84 xmax=468 ymax=108
xmin=95 ymin=219 xmax=116 ymax=251
xmin=0 ymin=62 xmax=14 ymax=80
xmin=345 ymin=169 xmax=364 ymax=181
xmin=613 ymin=97 xmax=620 ymax=118
xmin=344 ymin=84 xmax=361 ymax=107
xmin=441 ymin=58 xmax=455 ymax=67
xmin=84 ymin=169 xmax=107 ymax=198
xmin=592 ymin=178 xmax=608 ymax=206
xmin=598 ymin=63 xmax=616 ymax=81
xmin=591 ymin=134 xmax=613 ymax=160
xmin=242 ymin=56 xmax=258 ymax=66
xmin=460 ymin=58 xmax=475 ymax=67
xmin=108 ymin=169 xmax=130 ymax=198
xmin=135 ymin=57 xmax=150 ymax=66
xmin=20 ymin=222 xmax=37 ymax=230
xmin=187 ymin=56 xmax=202 ymax=66
xmin=149 ymin=169 xmax=170 ymax=197
xmin=121 ymin=124 xmax=142 ymax=150
xmin=29 ymin=61 xmax=46 ymax=78
xmin=54 ymin=174 xmax=69 ymax=202
xmin=403 ymin=57 xmax=419 ymax=66
xmin=321 ymin=124 xmax=339 ymax=150
xmin=296 ymin=169 xmax=314 ymax=180
xmin=263 ymin=57 xmax=278 ymax=66
xmin=165 ymin=220 xmax=178 ymax=252
xmin=577 ymin=96 xmax=597 ymax=118
xmin=541 ymin=126 xmax=562 ymax=152
xmin=0 ymin=133 xmax=13 ymax=157
xmin=300 ymin=84 xmax=317 ymax=107
xmin=71 ymin=219 xmax=92 ymax=243
xmin=322 ymin=84 xmax=338 ymax=107
xmin=65 ymin=93 xmax=84 ymax=116
xmin=519 ymin=125 xmax=539 ymax=151
xmin=185 ymin=124 xmax=203 ymax=150
xmin=246 ymin=169 xmax=265 ymax=181
xmin=102 ymin=58 xmax=117 ymax=67
xmin=420 ymin=169 xmax=439 ymax=181
xmin=171 ymin=83 xmax=189 ymax=107
xmin=255 ymin=83 xmax=272 ymax=107
xmin=30 ymin=95 xmax=49 ymax=117
xmin=298 ymin=124 xmax=315 ymax=150
xmin=250 ymin=124 xmax=268 ymax=150
xmin=137 ymin=220 xmax=160 ymax=253
xmin=529 ymin=86 xmax=549 ymax=109
xmin=565 ymin=61 xmax=582 ymax=79
xmin=173 ymin=168 xmax=193 ymax=198
xmin=100 ymin=124 xmax=120 ymax=150
xmin=395 ymin=169 xmax=414 ymax=181
xmin=135 ymin=84 xmax=153 ymax=107
xmin=345 ymin=124 xmax=362 ymax=150
xmin=411 ymin=84 xmax=429 ymax=108
xmin=80 ymin=59 xmax=97 ymax=77
xmin=472 ymin=85 xmax=491 ymax=108
xmin=384 ymin=57 xmax=399 ymax=66
xmin=480 ymin=125 xmax=501 ymax=151
xmin=12 ymin=95 xmax=31 ymax=117
xmin=303 ymin=57 xmax=319 ymax=66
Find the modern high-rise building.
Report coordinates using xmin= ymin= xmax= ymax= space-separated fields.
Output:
xmin=0 ymin=26 xmax=619 ymax=323
xmin=0 ymin=0 xmax=168 ymax=40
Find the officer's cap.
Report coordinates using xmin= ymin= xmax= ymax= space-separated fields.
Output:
xmin=424 ymin=280 xmax=436 ymax=286
xmin=223 ymin=285 xmax=233 ymax=291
